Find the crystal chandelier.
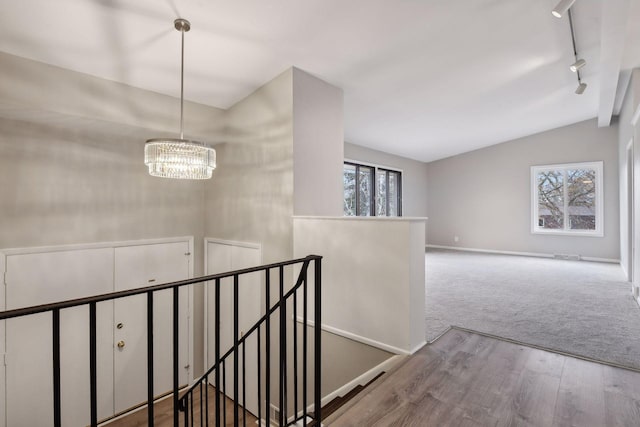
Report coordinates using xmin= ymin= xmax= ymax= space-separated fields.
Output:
xmin=144 ymin=18 xmax=216 ymax=179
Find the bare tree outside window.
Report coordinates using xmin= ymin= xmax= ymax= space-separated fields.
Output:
xmin=358 ymin=166 xmax=374 ymax=216
xmin=344 ymin=162 xmax=402 ymax=217
xmin=376 ymin=170 xmax=387 ymax=216
xmin=532 ymin=162 xmax=602 ymax=236
xmin=567 ymin=169 xmax=596 ymax=230
xmin=537 ymin=170 xmax=564 ymax=230
xmin=343 ymin=164 xmax=356 ymax=216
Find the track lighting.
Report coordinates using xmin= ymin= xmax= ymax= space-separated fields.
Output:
xmin=570 ymin=59 xmax=586 ymax=72
xmin=565 ymin=9 xmax=586 ymax=94
xmin=552 ymin=0 xmax=576 ymax=18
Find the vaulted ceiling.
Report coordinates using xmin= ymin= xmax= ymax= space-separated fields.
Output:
xmin=1 ymin=0 xmax=638 ymax=162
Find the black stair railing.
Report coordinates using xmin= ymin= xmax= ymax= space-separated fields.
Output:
xmin=178 ymin=255 xmax=322 ymax=427
xmin=0 ymin=254 xmax=322 ymax=427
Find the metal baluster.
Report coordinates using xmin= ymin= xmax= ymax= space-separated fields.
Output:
xmin=234 ymin=274 xmax=240 ymax=427
xmin=223 ymin=360 xmax=227 ymax=427
xmin=314 ymin=258 xmax=322 ymax=424
xmin=265 ymin=269 xmax=271 ymax=427
xmin=215 ymin=278 xmax=221 ymax=427
xmin=173 ymin=287 xmax=179 ymax=427
xmin=90 ymin=302 xmax=98 ymax=427
xmin=183 ymin=394 xmax=189 ymax=426
xmin=279 ymin=265 xmax=287 ymax=426
xmin=303 ymin=267 xmax=308 ymax=427
xmin=190 ymin=387 xmax=194 ymax=426
xmin=257 ymin=324 xmax=262 ymax=426
xmin=293 ymin=288 xmax=298 ymax=423
xmin=147 ymin=292 xmax=154 ymax=426
xmin=222 ymin=359 xmax=227 ymax=426
xmin=242 ymin=342 xmax=247 ymax=427
xmin=52 ymin=308 xmax=61 ymax=427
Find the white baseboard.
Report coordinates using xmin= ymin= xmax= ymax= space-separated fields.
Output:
xmin=582 ymin=256 xmax=621 ymax=263
xmin=621 ymin=263 xmax=629 ymax=281
xmin=258 ymin=354 xmax=401 ymax=427
xmin=426 ymin=244 xmax=620 ymax=264
xmin=296 ymin=317 xmax=416 ymax=355
xmin=319 ymin=355 xmax=403 ymax=407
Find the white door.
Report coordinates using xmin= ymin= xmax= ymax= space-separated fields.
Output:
xmin=113 ymin=242 xmax=191 ymax=414
xmin=4 ymin=248 xmax=115 ymax=427
xmin=205 ymin=240 xmax=261 ymax=415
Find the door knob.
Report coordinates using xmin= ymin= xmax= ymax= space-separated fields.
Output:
xmin=117 ymin=340 xmax=125 ymax=349
xmin=116 ymin=323 xmax=124 ymax=329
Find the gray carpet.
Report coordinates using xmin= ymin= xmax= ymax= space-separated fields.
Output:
xmin=425 ymin=248 xmax=640 ymax=370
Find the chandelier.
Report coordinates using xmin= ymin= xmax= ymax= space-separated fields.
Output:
xmin=144 ymin=18 xmax=216 ymax=179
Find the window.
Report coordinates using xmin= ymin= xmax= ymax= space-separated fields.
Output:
xmin=531 ymin=161 xmax=603 ymax=236
xmin=344 ymin=161 xmax=402 ymax=216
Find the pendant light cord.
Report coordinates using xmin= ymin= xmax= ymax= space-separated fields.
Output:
xmin=180 ymin=27 xmax=185 ymax=140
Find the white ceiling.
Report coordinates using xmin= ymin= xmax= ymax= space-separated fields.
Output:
xmin=0 ymin=0 xmax=638 ymax=162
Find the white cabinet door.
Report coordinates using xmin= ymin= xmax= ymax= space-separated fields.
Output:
xmin=113 ymin=242 xmax=191 ymax=414
xmin=205 ymin=240 xmax=261 ymax=416
xmin=2 ymin=238 xmax=193 ymax=426
xmin=4 ymin=248 xmax=114 ymax=427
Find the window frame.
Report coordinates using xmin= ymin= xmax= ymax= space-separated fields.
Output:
xmin=530 ymin=161 xmax=603 ymax=237
xmin=344 ymin=160 xmax=403 ymax=217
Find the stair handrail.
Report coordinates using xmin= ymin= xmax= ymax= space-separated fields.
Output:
xmin=178 ymin=255 xmax=322 ymax=427
xmin=0 ymin=254 xmax=322 ymax=427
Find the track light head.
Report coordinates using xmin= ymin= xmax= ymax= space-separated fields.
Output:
xmin=552 ymin=0 xmax=576 ymax=18
xmin=570 ymin=59 xmax=586 ymax=72
xmin=575 ymin=82 xmax=587 ymax=95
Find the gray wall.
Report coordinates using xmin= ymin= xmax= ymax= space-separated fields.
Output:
xmin=1 ymin=52 xmax=395 ymax=401
xmin=0 ymin=116 xmax=207 ymax=250
xmin=344 ymin=142 xmax=429 ymax=218
xmin=427 ymin=119 xmax=620 ymax=260
xmin=618 ymin=69 xmax=640 ymax=296
xmin=618 ymin=73 xmax=635 ymax=278
xmin=205 ymin=69 xmax=295 ymax=265
xmin=0 ymin=51 xmax=228 ymax=378
xmin=293 ymin=68 xmax=345 ymax=216
xmin=205 ymin=68 xmax=393 ymax=405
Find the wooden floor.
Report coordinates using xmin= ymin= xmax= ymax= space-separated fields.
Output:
xmin=103 ymin=386 xmax=257 ymax=427
xmin=327 ymin=328 xmax=640 ymax=426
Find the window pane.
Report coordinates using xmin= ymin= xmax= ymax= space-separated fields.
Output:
xmin=376 ymin=170 xmax=387 ymax=216
xmin=537 ymin=170 xmax=564 ymax=229
xmin=358 ymin=166 xmax=373 ymax=216
xmin=567 ymin=168 xmax=596 ymax=230
xmin=388 ymin=172 xmax=399 ymax=216
xmin=343 ymin=164 xmax=356 ymax=216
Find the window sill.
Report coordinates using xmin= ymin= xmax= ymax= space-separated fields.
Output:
xmin=531 ymin=229 xmax=603 ymax=237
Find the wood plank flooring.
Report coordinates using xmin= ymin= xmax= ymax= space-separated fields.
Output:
xmin=102 ymin=386 xmax=257 ymax=427
xmin=327 ymin=329 xmax=640 ymax=426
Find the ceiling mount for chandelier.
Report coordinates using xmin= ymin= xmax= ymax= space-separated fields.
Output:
xmin=144 ymin=18 xmax=216 ymax=180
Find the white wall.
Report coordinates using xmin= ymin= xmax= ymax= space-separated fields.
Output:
xmin=0 ymin=51 xmax=226 ymax=377
xmin=205 ymin=69 xmax=295 ymax=265
xmin=293 ymin=217 xmax=426 ymax=355
xmin=205 ymin=68 xmax=394 ymax=405
xmin=293 ymin=68 xmax=344 ymax=216
xmin=0 ymin=51 xmax=222 ymax=140
xmin=0 ymin=53 xmax=394 ymax=403
xmin=618 ymin=73 xmax=635 ymax=279
xmin=618 ymin=68 xmax=640 ymax=301
xmin=427 ymin=119 xmax=620 ymax=260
